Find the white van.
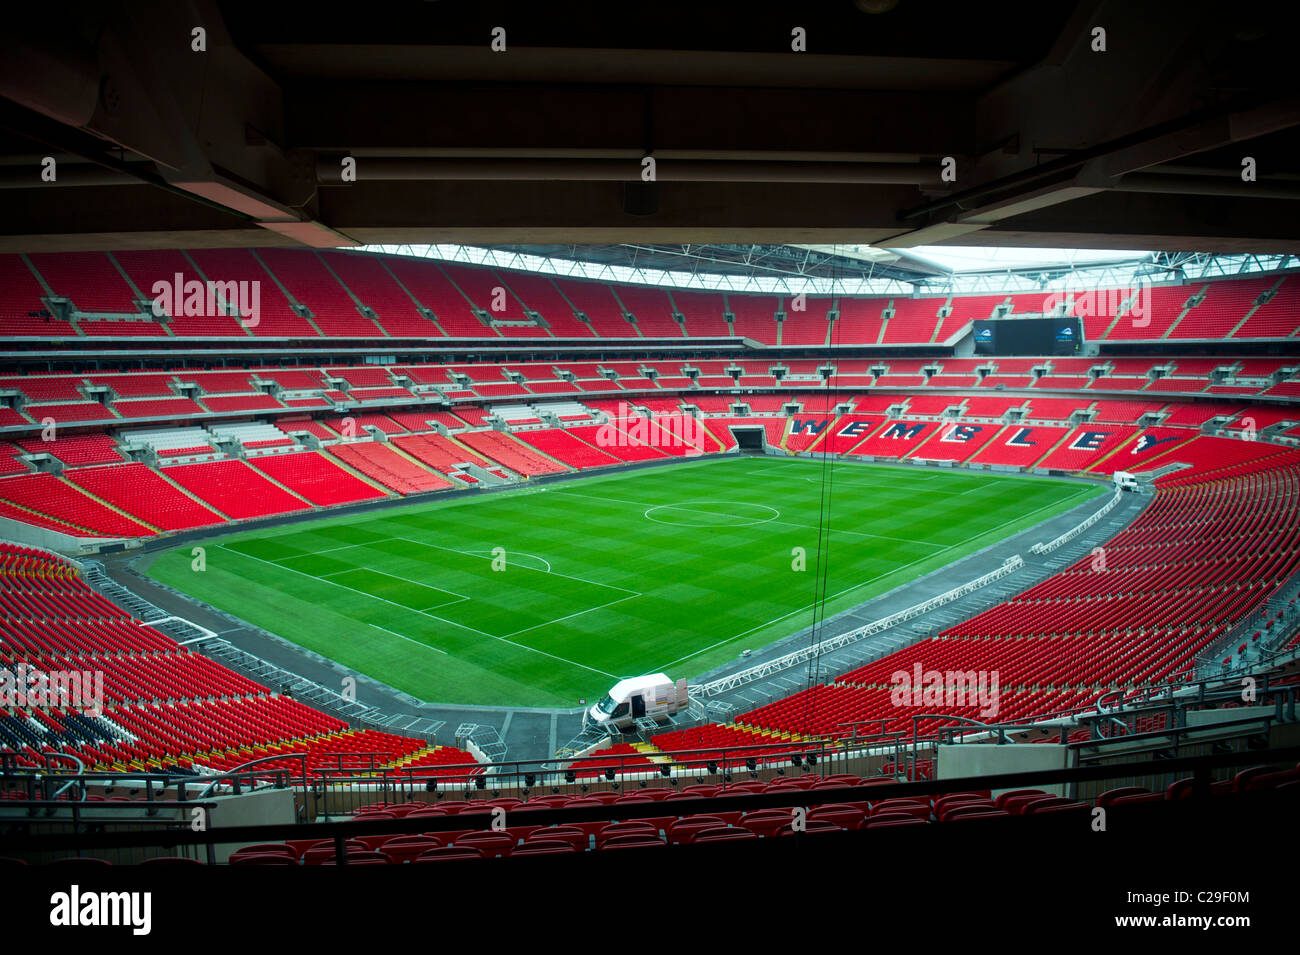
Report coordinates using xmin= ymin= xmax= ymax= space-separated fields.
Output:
xmin=584 ymin=674 xmax=689 ymax=731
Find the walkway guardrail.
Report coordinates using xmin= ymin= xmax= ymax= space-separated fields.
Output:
xmin=1030 ymin=487 xmax=1124 ymax=555
xmin=695 ymin=555 xmax=1025 ymax=698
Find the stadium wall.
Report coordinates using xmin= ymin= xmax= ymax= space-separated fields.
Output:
xmin=0 ymin=515 xmax=123 ymax=555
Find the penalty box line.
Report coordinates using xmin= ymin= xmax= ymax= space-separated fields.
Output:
xmin=318 ymin=566 xmax=471 ymax=608
xmin=216 ymin=543 xmax=620 ymax=680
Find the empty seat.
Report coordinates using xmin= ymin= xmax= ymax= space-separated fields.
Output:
xmin=414 ymin=847 xmax=487 ymax=862
xmin=453 ymin=832 xmax=515 ymax=857
xmin=380 ymin=836 xmax=444 ymax=863
xmin=692 ymin=827 xmax=758 ymax=843
xmin=525 ymin=826 xmax=588 ymax=851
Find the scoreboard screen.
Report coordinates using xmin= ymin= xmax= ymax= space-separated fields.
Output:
xmin=972 ymin=316 xmax=1082 ymax=356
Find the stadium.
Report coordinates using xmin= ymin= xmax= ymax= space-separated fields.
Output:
xmin=2 ymin=0 xmax=1297 ymax=935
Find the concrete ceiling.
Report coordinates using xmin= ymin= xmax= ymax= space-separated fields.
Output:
xmin=1 ymin=0 xmax=1297 ymax=253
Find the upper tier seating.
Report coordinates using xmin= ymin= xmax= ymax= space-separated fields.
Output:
xmin=384 ymin=258 xmax=490 ymax=337
xmin=255 ymin=249 xmax=384 ymax=337
xmin=319 ymin=251 xmax=441 ymax=337
xmin=187 ymin=249 xmax=318 ymax=337
xmin=6 ymin=251 xmax=1297 ymax=343
xmin=114 ymin=250 xmax=250 ymax=337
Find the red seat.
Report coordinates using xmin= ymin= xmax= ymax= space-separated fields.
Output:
xmin=693 ymin=826 xmax=758 ymax=842
xmin=596 ymin=822 xmax=658 ymax=847
xmin=140 ymin=856 xmax=203 ymax=866
xmin=808 ymin=806 xmax=866 ymax=830
xmin=229 ymin=843 xmax=296 ymax=862
xmin=775 ymin=819 xmax=844 ymax=836
xmin=230 ymin=853 xmax=296 ymax=866
xmin=320 ymin=851 xmax=392 ymax=865
xmin=1001 ymin=793 xmax=1057 ymax=815
xmin=303 ymin=840 xmax=369 ymax=864
xmin=946 ymin=809 xmax=1011 ymax=822
xmin=414 ymin=847 xmax=486 ymax=862
xmin=1021 ymin=798 xmax=1089 ymax=815
xmin=933 ymin=793 xmax=993 ymax=814
xmin=453 ymin=832 xmax=515 ymax=857
xmin=381 ymin=836 xmax=443 ymax=863
xmin=740 ymin=809 xmax=796 ymax=837
xmin=939 ymin=803 xmax=1003 ymax=823
xmin=1108 ymin=793 xmax=1166 ymax=806
xmin=667 ymin=816 xmax=727 ymax=845
xmin=1095 ymin=787 xmax=1150 ymax=806
xmin=870 ymin=799 xmax=930 ymax=819
xmin=863 ymin=816 xmax=927 ymax=829
xmin=995 ymin=789 xmax=1048 ymax=809
xmin=513 ymin=841 xmax=579 ymax=855
xmin=600 ymin=834 xmax=667 ymax=850
xmin=1232 ymin=765 xmax=1276 ymax=791
xmin=526 ymin=826 xmax=588 ymax=851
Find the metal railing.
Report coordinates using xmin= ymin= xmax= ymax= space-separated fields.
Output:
xmin=696 ymin=555 xmax=1025 ymax=697
xmin=1029 ymin=487 xmax=1124 ymax=554
xmin=1194 ymin=566 xmax=1300 ymax=676
xmin=301 ymin=737 xmax=870 ymax=819
xmin=3 ymin=744 xmax=1296 ymax=865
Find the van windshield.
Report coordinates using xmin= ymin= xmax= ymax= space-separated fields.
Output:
xmin=595 ymin=694 xmax=618 ymax=715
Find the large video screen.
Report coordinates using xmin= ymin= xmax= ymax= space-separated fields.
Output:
xmin=972 ymin=316 xmax=1082 ymax=356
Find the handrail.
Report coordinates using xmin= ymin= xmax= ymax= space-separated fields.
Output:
xmin=1030 ymin=487 xmax=1124 ymax=554
xmin=5 ymin=744 xmax=1296 ymax=861
xmin=696 ymin=555 xmax=1024 ymax=697
xmin=194 ymin=752 xmax=309 ymax=800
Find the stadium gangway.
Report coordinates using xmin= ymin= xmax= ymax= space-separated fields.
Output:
xmin=188 ymin=635 xmax=416 ymax=734
xmin=1193 ymin=564 xmax=1300 ymax=677
xmin=694 ymin=555 xmax=1025 ymax=698
xmin=1029 ymin=487 xmax=1124 ymax=555
xmin=81 ymin=561 xmax=161 ymax=620
xmin=102 ymin=561 xmax=445 ymax=742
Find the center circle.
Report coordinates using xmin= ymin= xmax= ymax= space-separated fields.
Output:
xmin=643 ymin=501 xmax=781 ymax=528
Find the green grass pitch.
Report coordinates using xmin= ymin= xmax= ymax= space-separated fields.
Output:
xmin=143 ymin=457 xmax=1105 ymax=707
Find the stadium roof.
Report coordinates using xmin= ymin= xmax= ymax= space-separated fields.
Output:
xmin=362 ymin=243 xmax=1298 ymax=297
xmin=2 ymin=1 xmax=1297 ymax=252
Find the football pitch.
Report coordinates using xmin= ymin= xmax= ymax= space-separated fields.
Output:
xmin=143 ymin=456 xmax=1106 ymax=707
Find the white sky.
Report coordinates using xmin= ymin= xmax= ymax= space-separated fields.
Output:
xmin=898 ymin=247 xmax=1153 ymax=273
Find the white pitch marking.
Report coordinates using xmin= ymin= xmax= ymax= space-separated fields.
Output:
xmin=552 ymin=488 xmax=942 ymax=548
xmin=654 ymin=484 xmax=1099 ymax=671
xmin=217 ymin=543 xmax=617 ymax=678
xmin=371 ymin=624 xmax=447 ymax=655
